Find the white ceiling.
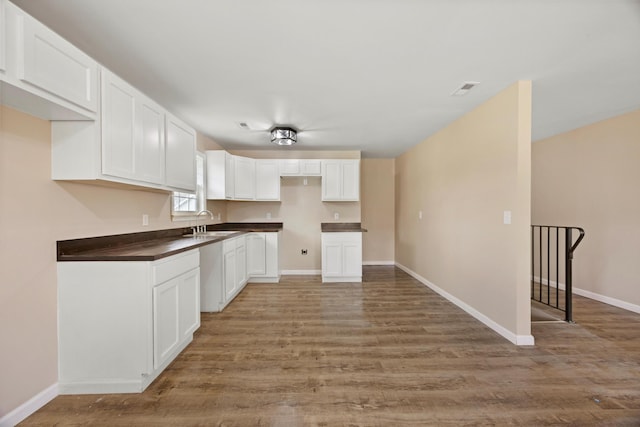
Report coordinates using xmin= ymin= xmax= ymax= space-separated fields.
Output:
xmin=14 ymin=0 xmax=640 ymax=157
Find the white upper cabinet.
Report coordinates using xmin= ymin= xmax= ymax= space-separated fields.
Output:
xmin=165 ymin=113 xmax=196 ymax=192
xmin=279 ymin=159 xmax=321 ymax=176
xmin=101 ymin=69 xmax=166 ymax=186
xmin=209 ymin=151 xmax=278 ymax=201
xmin=52 ymin=67 xmax=196 ymax=192
xmin=206 ymin=150 xmax=234 ymax=200
xmin=137 ymin=98 xmax=165 ymax=185
xmin=233 ymin=156 xmax=256 ymax=200
xmin=1 ymin=1 xmax=98 ymax=119
xmin=101 ymin=70 xmax=137 ymax=180
xmin=321 ymin=159 xmax=360 ymax=201
xmin=255 ymin=159 xmax=280 ymax=201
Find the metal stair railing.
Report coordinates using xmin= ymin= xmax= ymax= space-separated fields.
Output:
xmin=531 ymin=225 xmax=585 ymax=322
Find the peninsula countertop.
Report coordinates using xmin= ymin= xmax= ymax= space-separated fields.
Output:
xmin=57 ymin=222 xmax=283 ymax=262
xmin=321 ymin=222 xmax=368 ymax=232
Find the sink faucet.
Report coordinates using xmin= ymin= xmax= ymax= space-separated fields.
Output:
xmin=194 ymin=210 xmax=214 ymax=234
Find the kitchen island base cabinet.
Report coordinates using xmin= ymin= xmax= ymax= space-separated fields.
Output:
xmin=57 ymin=250 xmax=200 ymax=394
xmin=321 ymin=232 xmax=362 ymax=282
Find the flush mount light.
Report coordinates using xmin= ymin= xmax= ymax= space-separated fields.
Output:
xmin=451 ymin=81 xmax=480 ymax=96
xmin=270 ymin=127 xmax=297 ymax=146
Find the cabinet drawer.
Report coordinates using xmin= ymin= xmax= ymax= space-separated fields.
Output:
xmin=153 ymin=250 xmax=199 ymax=285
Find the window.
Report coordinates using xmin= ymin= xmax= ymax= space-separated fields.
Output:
xmin=172 ymin=152 xmax=206 ymax=219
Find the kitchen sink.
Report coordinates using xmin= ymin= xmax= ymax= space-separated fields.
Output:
xmin=184 ymin=230 xmax=238 ymax=238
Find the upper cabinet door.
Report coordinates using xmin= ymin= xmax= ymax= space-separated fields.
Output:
xmin=255 ymin=160 xmax=280 ymax=201
xmin=165 ymin=113 xmax=196 ymax=192
xmin=322 ymin=161 xmax=342 ymax=200
xmin=101 ymin=70 xmax=137 ymax=180
xmin=136 ymin=96 xmax=165 ymax=185
xmin=234 ymin=156 xmax=256 ymax=200
xmin=321 ymin=159 xmax=360 ymax=201
xmin=16 ymin=9 xmax=98 ymax=112
xmin=341 ymin=160 xmax=360 ymax=201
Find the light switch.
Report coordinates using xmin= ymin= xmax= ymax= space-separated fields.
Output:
xmin=266 ymin=212 xmax=272 ymax=219
xmin=503 ymin=210 xmax=512 ymax=225
xmin=419 ymin=210 xmax=423 ymax=220
xmin=142 ymin=214 xmax=149 ymax=226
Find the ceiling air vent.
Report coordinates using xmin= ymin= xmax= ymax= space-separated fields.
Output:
xmin=451 ymin=81 xmax=480 ymax=96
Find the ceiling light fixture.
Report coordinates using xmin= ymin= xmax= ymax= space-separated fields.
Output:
xmin=271 ymin=127 xmax=297 ymax=146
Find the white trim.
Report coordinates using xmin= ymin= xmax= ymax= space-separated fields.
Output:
xmin=396 ymin=262 xmax=535 ymax=346
xmin=321 ymin=276 xmax=362 ymax=283
xmin=573 ymin=288 xmax=640 ymax=315
xmin=0 ymin=383 xmax=58 ymax=427
xmin=362 ymin=260 xmax=395 ymax=266
xmin=281 ymin=269 xmax=321 ymax=275
xmin=532 ymin=276 xmax=640 ymax=315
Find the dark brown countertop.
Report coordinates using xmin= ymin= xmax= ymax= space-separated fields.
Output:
xmin=321 ymin=222 xmax=367 ymax=232
xmin=57 ymin=223 xmax=283 ymax=262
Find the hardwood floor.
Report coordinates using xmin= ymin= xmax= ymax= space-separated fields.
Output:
xmin=21 ymin=266 xmax=640 ymax=426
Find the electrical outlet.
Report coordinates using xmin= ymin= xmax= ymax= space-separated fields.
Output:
xmin=419 ymin=210 xmax=423 ymax=220
xmin=301 ymin=249 xmax=308 ymax=255
xmin=334 ymin=212 xmax=339 ymax=220
xmin=266 ymin=212 xmax=272 ymax=219
xmin=303 ymin=178 xmax=308 ymax=186
xmin=217 ymin=213 xmax=221 ymax=221
xmin=142 ymin=214 xmax=149 ymax=226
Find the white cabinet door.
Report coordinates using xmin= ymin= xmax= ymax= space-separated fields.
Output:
xmin=153 ymin=277 xmax=180 ymax=370
xmin=225 ymin=152 xmax=235 ymax=199
xmin=321 ymin=160 xmax=360 ymax=201
xmin=16 ymin=8 xmax=98 ymax=112
xmin=321 ymin=232 xmax=362 ymax=282
xmin=223 ymin=243 xmax=237 ymax=299
xmin=279 ymin=159 xmax=300 ymax=176
xmin=342 ymin=241 xmax=363 ymax=277
xmin=178 ymin=268 xmax=200 ymax=341
xmin=255 ymin=160 xmax=280 ymax=201
xmin=301 ymin=160 xmax=322 ymax=176
xmin=234 ymin=156 xmax=255 ymax=200
xmin=322 ymin=241 xmax=343 ymax=277
xmin=136 ymin=96 xmax=165 ymax=185
xmin=101 ymin=71 xmax=136 ymax=180
xmin=322 ymin=161 xmax=342 ymax=200
xmin=165 ymin=113 xmax=196 ymax=192
xmin=341 ymin=160 xmax=360 ymax=201
xmin=236 ymin=236 xmax=247 ymax=287
xmin=247 ymin=233 xmax=266 ymax=276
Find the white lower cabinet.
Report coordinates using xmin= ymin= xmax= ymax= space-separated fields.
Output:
xmin=57 ymin=250 xmax=200 ymax=394
xmin=221 ymin=235 xmax=248 ymax=306
xmin=247 ymin=232 xmax=280 ymax=283
xmin=321 ymin=232 xmax=363 ymax=282
xmin=200 ymin=232 xmax=280 ymax=312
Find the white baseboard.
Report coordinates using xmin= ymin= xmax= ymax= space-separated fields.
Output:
xmin=280 ymin=269 xmax=321 ymax=275
xmin=362 ymin=261 xmax=395 ymax=266
xmin=0 ymin=383 xmax=58 ymax=427
xmin=532 ymin=276 xmax=640 ymax=314
xmin=573 ymin=288 xmax=640 ymax=314
xmin=397 ymin=262 xmax=534 ymax=346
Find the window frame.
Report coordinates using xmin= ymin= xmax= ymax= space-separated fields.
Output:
xmin=171 ymin=151 xmax=207 ymax=221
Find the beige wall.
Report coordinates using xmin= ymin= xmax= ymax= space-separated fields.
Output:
xmin=361 ymin=159 xmax=395 ymax=263
xmin=532 ymin=110 xmax=640 ymax=308
xmin=395 ymin=81 xmax=532 ymax=340
xmin=0 ymin=105 xmax=223 ymax=417
xmin=225 ymin=150 xmax=361 ymax=271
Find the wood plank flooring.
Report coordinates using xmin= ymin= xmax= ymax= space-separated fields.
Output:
xmin=21 ymin=266 xmax=640 ymax=426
